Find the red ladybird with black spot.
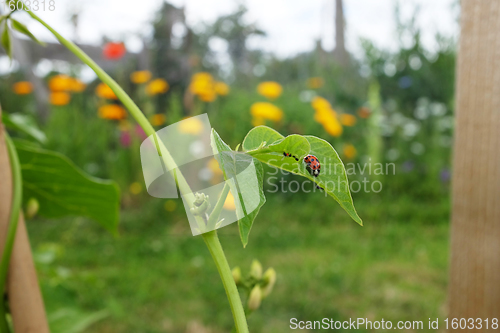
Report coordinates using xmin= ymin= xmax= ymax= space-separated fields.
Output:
xmin=304 ymin=154 xmax=321 ymax=177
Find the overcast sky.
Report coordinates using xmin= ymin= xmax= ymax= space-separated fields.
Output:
xmin=17 ymin=0 xmax=458 ymax=58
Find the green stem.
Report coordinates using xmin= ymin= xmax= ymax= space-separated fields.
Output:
xmin=0 ymin=133 xmax=22 ymax=333
xmin=22 ymin=9 xmax=249 ymax=333
xmin=202 ymin=231 xmax=248 ymax=333
xmin=206 ymin=182 xmax=230 ymax=230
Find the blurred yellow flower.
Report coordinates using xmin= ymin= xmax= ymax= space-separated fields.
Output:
xmin=340 ymin=114 xmax=357 ymax=127
xmin=223 ymin=192 xmax=236 ymax=210
xmin=164 ymin=200 xmax=177 ymax=212
xmin=179 ymin=117 xmax=204 ymax=135
xmin=70 ymin=78 xmax=87 ymax=92
xmin=343 ymin=144 xmax=357 ymax=159
xmin=189 ymin=72 xmax=217 ymax=102
xmin=130 ymin=70 xmax=152 ymax=84
xmin=257 ymin=81 xmax=282 ymax=99
xmin=146 ymin=78 xmax=169 ymax=95
xmin=12 ymin=81 xmax=33 ymax=95
xmin=307 ymin=77 xmax=324 ymax=89
xmin=95 ymin=83 xmax=117 ymax=99
xmin=252 ymin=117 xmax=265 ymax=127
xmin=98 ymin=104 xmax=127 ymax=120
xmin=311 ymin=96 xmax=331 ymax=111
xmin=198 ymin=90 xmax=217 ymax=102
xmin=49 ymin=92 xmax=71 ymax=106
xmin=150 ymin=114 xmax=166 ymax=127
xmin=250 ymin=102 xmax=283 ymax=122
xmin=129 ymin=182 xmax=142 ymax=194
xmin=207 ymin=158 xmax=223 ymax=175
xmin=214 ymin=81 xmax=230 ymax=96
xmin=323 ymin=117 xmax=343 ymax=137
xmin=48 ymin=75 xmax=72 ymax=92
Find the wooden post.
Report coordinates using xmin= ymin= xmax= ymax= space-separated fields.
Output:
xmin=448 ymin=0 xmax=500 ymax=328
xmin=0 ymin=108 xmax=49 ymax=332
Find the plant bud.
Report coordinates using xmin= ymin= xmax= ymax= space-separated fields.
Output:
xmin=261 ymin=268 xmax=277 ymax=298
xmin=232 ymin=266 xmax=242 ymax=285
xmin=250 ymin=259 xmax=262 ymax=280
xmin=25 ymin=197 xmax=40 ymax=219
xmin=247 ymin=285 xmax=262 ymax=311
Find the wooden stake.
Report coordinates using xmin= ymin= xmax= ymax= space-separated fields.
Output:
xmin=0 ymin=109 xmax=49 ymax=332
xmin=449 ymin=0 xmax=500 ymax=327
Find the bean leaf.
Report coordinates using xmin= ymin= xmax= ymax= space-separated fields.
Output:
xmin=211 ymin=129 xmax=266 ymax=247
xmin=11 ymin=19 xmax=45 ymax=46
xmin=242 ymin=126 xmax=362 ymax=225
xmin=14 ymin=141 xmax=120 ymax=235
xmin=2 ymin=112 xmax=47 ymax=144
xmin=1 ymin=22 xmax=11 ymax=60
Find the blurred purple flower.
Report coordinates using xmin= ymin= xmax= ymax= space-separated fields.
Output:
xmin=401 ymin=160 xmax=415 ymax=173
xmin=440 ymin=168 xmax=451 ymax=183
xmin=120 ymin=131 xmax=131 ymax=147
xmin=135 ymin=124 xmax=147 ymax=141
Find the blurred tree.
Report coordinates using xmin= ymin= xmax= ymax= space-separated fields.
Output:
xmin=361 ymin=3 xmax=456 ymax=117
xmin=332 ymin=0 xmax=349 ymax=66
xmin=203 ymin=6 xmax=265 ymax=78
xmin=151 ymin=2 xmax=193 ymax=111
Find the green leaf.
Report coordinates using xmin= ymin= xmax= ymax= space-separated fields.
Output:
xmin=2 ymin=112 xmax=47 ymax=144
xmin=211 ymin=129 xmax=266 ymax=247
xmin=1 ymin=21 xmax=11 ymax=60
xmin=11 ymin=19 xmax=45 ymax=45
xmin=242 ymin=126 xmax=362 ymax=226
xmin=242 ymin=126 xmax=284 ymax=151
xmin=13 ymin=141 xmax=120 ymax=234
xmin=243 ymin=128 xmax=311 ymax=178
xmin=48 ymin=308 xmax=108 ymax=333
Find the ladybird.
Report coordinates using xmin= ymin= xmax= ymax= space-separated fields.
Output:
xmin=304 ymin=154 xmax=321 ymax=177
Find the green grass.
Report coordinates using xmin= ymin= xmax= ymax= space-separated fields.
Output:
xmin=28 ymin=191 xmax=450 ymax=333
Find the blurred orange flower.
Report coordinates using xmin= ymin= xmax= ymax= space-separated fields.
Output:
xmin=214 ymin=81 xmax=230 ymax=96
xmin=49 ymin=75 xmax=72 ymax=92
xmin=357 ymin=106 xmax=371 ymax=119
xmin=103 ymin=42 xmax=126 ymax=60
xmin=340 ymin=114 xmax=357 ymax=127
xmin=257 ymin=81 xmax=282 ymax=99
xmin=70 ymin=78 xmax=87 ymax=92
xmin=343 ymin=144 xmax=357 ymax=159
xmin=50 ymin=92 xmax=71 ymax=106
xmin=48 ymin=75 xmax=86 ymax=93
xmin=307 ymin=77 xmax=324 ymax=89
xmin=95 ymin=83 xmax=117 ymax=99
xmin=12 ymin=81 xmax=33 ymax=95
xmin=98 ymin=104 xmax=127 ymax=120
xmin=250 ymin=102 xmax=284 ymax=122
xmin=150 ymin=114 xmax=166 ymax=127
xmin=146 ymin=78 xmax=169 ymax=96
xmin=130 ymin=70 xmax=152 ymax=84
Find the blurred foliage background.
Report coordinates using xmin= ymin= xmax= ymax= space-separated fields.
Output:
xmin=0 ymin=1 xmax=456 ymax=332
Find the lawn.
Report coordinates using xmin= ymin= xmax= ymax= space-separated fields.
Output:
xmin=28 ymin=191 xmax=450 ymax=332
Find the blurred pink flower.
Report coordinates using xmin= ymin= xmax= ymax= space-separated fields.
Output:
xmin=120 ymin=131 xmax=132 ymax=147
xmin=135 ymin=125 xmax=147 ymax=140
